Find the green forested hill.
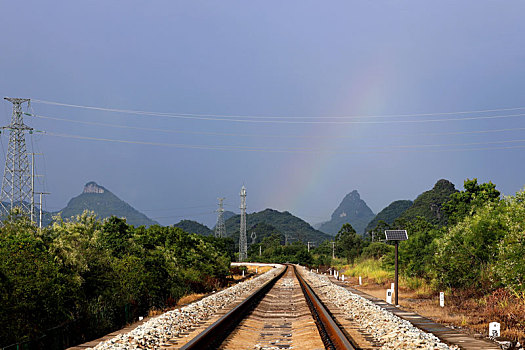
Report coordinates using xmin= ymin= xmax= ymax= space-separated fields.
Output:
xmin=225 ymin=208 xmax=331 ymax=246
xmin=365 ymin=200 xmax=413 ymax=232
xmin=174 ymin=219 xmax=213 ymax=236
xmin=399 ymin=179 xmax=457 ymax=226
xmin=58 ymin=182 xmax=158 ymax=227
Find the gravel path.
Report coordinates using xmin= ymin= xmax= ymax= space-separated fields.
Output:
xmin=89 ymin=265 xmax=284 ymax=350
xmin=301 ymin=268 xmax=460 ymax=350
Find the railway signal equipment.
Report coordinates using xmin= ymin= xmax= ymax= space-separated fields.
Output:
xmin=385 ymin=229 xmax=408 ymax=305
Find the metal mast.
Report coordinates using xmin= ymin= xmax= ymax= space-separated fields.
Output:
xmin=239 ymin=185 xmax=247 ymax=262
xmin=0 ymin=98 xmax=33 ymax=217
xmin=214 ymin=197 xmax=226 ymax=238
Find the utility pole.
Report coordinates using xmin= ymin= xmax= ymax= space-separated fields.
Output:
xmin=307 ymin=241 xmax=314 ymax=252
xmin=214 ymin=197 xmax=226 ymax=238
xmin=0 ymin=98 xmax=33 ymax=218
xmin=29 ymin=152 xmax=44 ymax=223
xmin=36 ymin=191 xmax=50 ymax=228
xmin=239 ymin=186 xmax=247 ymax=262
xmin=331 ymin=241 xmax=335 ymax=259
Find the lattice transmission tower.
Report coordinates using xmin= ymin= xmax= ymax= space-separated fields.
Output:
xmin=214 ymin=197 xmax=226 ymax=238
xmin=0 ymin=98 xmax=34 ymax=218
xmin=239 ymin=186 xmax=247 ymax=262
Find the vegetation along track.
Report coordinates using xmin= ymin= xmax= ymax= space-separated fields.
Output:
xmin=180 ymin=264 xmax=356 ymax=350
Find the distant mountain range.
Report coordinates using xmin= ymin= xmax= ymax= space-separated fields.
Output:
xmin=57 ymin=182 xmax=158 ymax=227
xmin=318 ymin=190 xmax=375 ymax=235
xmin=2 ymin=179 xmax=460 ymax=236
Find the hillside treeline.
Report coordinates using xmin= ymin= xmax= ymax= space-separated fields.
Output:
xmin=0 ymin=211 xmax=234 ymax=348
xmin=318 ymin=179 xmax=524 ymax=295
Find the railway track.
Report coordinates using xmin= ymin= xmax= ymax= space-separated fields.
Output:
xmin=180 ymin=265 xmax=357 ymax=350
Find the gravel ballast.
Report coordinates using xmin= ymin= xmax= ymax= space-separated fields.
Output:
xmin=89 ymin=265 xmax=284 ymax=349
xmin=301 ymin=268 xmax=459 ymax=350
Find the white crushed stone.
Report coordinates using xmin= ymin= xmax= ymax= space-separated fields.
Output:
xmin=89 ymin=265 xmax=285 ymax=349
xmin=302 ymin=268 xmax=460 ymax=350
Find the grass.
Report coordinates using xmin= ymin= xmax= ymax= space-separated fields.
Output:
xmin=177 ymin=293 xmax=206 ymax=306
xmin=340 ymin=258 xmax=393 ymax=285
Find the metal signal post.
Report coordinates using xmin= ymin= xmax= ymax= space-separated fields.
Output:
xmin=239 ymin=186 xmax=247 ymax=262
xmin=385 ymin=230 xmax=408 ymax=306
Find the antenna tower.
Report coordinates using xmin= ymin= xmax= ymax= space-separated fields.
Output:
xmin=239 ymin=186 xmax=247 ymax=262
xmin=0 ymin=98 xmax=33 ymax=217
xmin=214 ymin=197 xmax=226 ymax=238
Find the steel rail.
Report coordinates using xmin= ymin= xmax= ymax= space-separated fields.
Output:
xmin=180 ymin=265 xmax=287 ymax=350
xmin=181 ymin=264 xmax=357 ymax=349
xmin=294 ymin=265 xmax=357 ymax=350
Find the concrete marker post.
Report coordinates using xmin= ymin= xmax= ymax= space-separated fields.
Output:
xmin=489 ymin=322 xmax=500 ymax=338
xmin=386 ymin=289 xmax=393 ymax=304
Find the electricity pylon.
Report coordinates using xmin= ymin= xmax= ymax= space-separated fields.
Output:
xmin=239 ymin=186 xmax=247 ymax=262
xmin=214 ymin=197 xmax=226 ymax=238
xmin=0 ymin=98 xmax=33 ymax=217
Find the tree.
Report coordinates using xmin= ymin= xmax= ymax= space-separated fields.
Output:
xmin=396 ymin=217 xmax=440 ymax=278
xmin=493 ymin=188 xmax=525 ymax=293
xmin=434 ymin=201 xmax=506 ymax=290
xmin=369 ymin=220 xmax=390 ymax=242
xmin=335 ymin=223 xmax=363 ymax=264
xmin=443 ymin=178 xmax=500 ymax=225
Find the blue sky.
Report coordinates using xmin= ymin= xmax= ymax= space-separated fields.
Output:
xmin=1 ymin=1 xmax=524 ymax=227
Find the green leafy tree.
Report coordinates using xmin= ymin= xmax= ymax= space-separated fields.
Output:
xmin=335 ymin=223 xmax=363 ymax=264
xmin=492 ymin=189 xmax=525 ymax=293
xmin=434 ymin=201 xmax=506 ymax=290
xmin=443 ymin=178 xmax=500 ymax=225
xmin=396 ymin=217 xmax=440 ymax=278
xmin=361 ymin=242 xmax=393 ymax=259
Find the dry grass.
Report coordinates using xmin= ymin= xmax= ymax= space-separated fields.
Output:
xmin=177 ymin=293 xmax=206 ymax=306
xmin=246 ymin=265 xmax=273 ymax=274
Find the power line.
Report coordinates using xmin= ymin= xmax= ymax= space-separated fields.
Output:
xmin=32 ymin=99 xmax=525 ymax=119
xmin=150 ymin=211 xmax=215 ymax=220
xmin=140 ymin=204 xmax=216 ymax=212
xmin=29 ymin=112 xmax=525 ymax=139
xmin=30 ymin=100 xmax=525 ymax=124
xmin=42 ymin=131 xmax=525 ymax=154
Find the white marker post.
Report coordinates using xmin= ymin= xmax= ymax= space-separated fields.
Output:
xmin=489 ymin=322 xmax=500 ymax=338
xmin=242 ymin=270 xmax=245 ymax=277
xmin=439 ymin=292 xmax=445 ymax=308
xmin=256 ymin=268 xmax=258 ymax=274
xmin=342 ymin=274 xmax=345 ymax=282
xmin=386 ymin=289 xmax=393 ymax=304
xmin=359 ymin=276 xmax=362 ymax=285
xmin=316 ymin=268 xmax=318 ymax=273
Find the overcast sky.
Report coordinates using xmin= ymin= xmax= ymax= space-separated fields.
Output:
xmin=1 ymin=1 xmax=524 ymax=227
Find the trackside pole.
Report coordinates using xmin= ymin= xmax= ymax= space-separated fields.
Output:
xmin=395 ymin=241 xmax=399 ymax=305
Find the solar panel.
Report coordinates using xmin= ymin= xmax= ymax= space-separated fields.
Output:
xmin=384 ymin=230 xmax=408 ymax=241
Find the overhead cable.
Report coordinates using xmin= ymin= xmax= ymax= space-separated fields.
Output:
xmin=43 ymin=131 xmax=525 ymax=154
xmin=31 ymin=99 xmax=525 ymax=123
xmin=29 ymin=113 xmax=525 ymax=139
